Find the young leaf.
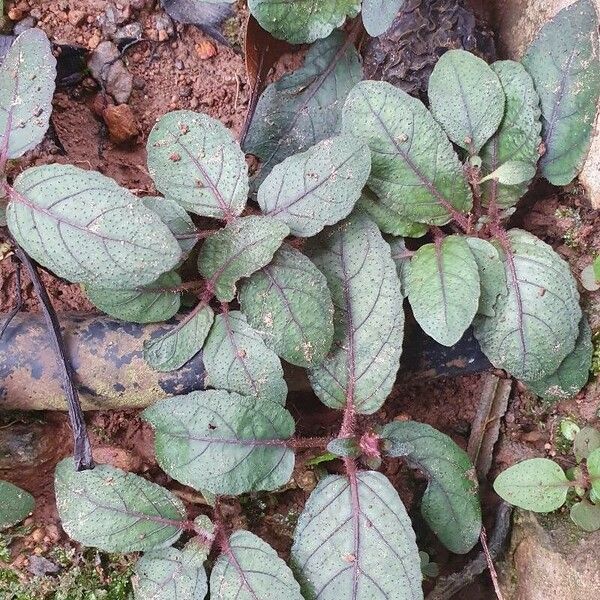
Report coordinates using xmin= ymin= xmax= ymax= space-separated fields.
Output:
xmin=142 ymin=196 xmax=197 ymax=255
xmin=142 ymin=390 xmax=295 ymax=495
xmin=307 ymin=213 xmax=404 ymax=414
xmin=326 ymin=437 xmax=361 ymax=458
xmin=211 ymin=530 xmax=303 ymax=599
xmin=362 ymin=0 xmax=406 ymax=37
xmin=144 ymin=304 xmax=214 ymax=371
xmin=465 ymin=237 xmax=507 ymax=317
xmin=133 ymin=546 xmax=208 ymax=600
xmin=525 ymin=317 xmax=592 ymax=402
xmin=407 ymin=235 xmax=480 ymax=347
xmin=0 ymin=29 xmax=56 ymax=161
xmin=203 ymin=310 xmax=287 ymax=404
xmin=381 ymin=421 xmax=481 ymax=554
xmin=588 ymin=448 xmax=600 ymax=497
xmin=0 ymin=480 xmax=34 ymax=530
xmin=428 ymin=49 xmax=505 ymax=153
xmin=239 ymin=244 xmax=334 ymax=368
xmin=473 ymin=229 xmax=581 ymax=381
xmin=257 ymin=135 xmax=371 ymax=237
xmin=147 ymin=110 xmax=248 ymax=220
xmin=342 ymin=80 xmax=472 ymax=225
xmin=244 ymin=31 xmax=362 ymax=182
xmin=480 ymin=61 xmax=542 ymax=208
xmin=247 ymin=0 xmax=360 ymax=44
xmin=522 ymin=0 xmax=600 ymax=185
xmin=570 ymin=499 xmax=600 ymax=532
xmin=55 ymin=458 xmax=186 ymax=552
xmin=197 ymin=215 xmax=289 ymax=302
xmin=85 ymin=272 xmax=182 ymax=324
xmin=479 ymin=161 xmax=537 ymax=185
xmin=7 ymin=165 xmax=181 ymax=288
xmin=291 ymin=471 xmax=423 ymax=600
xmin=573 ymin=426 xmax=600 ymax=463
xmin=493 ymin=458 xmax=570 ymax=512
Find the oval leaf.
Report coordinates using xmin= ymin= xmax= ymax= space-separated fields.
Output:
xmin=407 ymin=235 xmax=480 ymax=347
xmin=0 ymin=480 xmax=34 ymax=530
xmin=257 ymin=135 xmax=371 ymax=237
xmin=55 ymin=458 xmax=186 ymax=552
xmin=428 ymin=49 xmax=505 ymax=153
xmin=291 ymin=471 xmax=423 ymax=600
xmin=362 ymin=0 xmax=406 ymax=37
xmin=244 ymin=31 xmax=362 ymax=183
xmin=473 ymin=229 xmax=581 ymax=381
xmin=144 ymin=304 xmax=214 ymax=371
xmin=525 ymin=317 xmax=592 ymax=401
xmin=197 ymin=215 xmax=289 ymax=302
xmin=343 ymin=80 xmax=472 ymax=225
xmin=588 ymin=448 xmax=600 ymax=497
xmin=203 ymin=310 xmax=287 ymax=404
xmin=211 ymin=530 xmax=303 ymax=600
xmin=479 ymin=161 xmax=537 ymax=185
xmin=248 ymin=0 xmax=360 ymax=44
xmin=388 ymin=236 xmax=412 ymax=297
xmin=7 ymin=165 xmax=181 ymax=288
xmin=85 ymin=271 xmax=182 ymax=324
xmin=142 ymin=196 xmax=198 ymax=255
xmin=381 ymin=421 xmax=482 ymax=554
xmin=522 ymin=0 xmax=600 ymax=185
xmin=493 ymin=458 xmax=570 ymax=512
xmin=574 ymin=426 xmax=600 ymax=463
xmin=480 ymin=60 xmax=542 ymax=208
xmin=0 ymin=29 xmax=56 ymax=160
xmin=307 ymin=213 xmax=404 ymax=414
xmin=147 ymin=110 xmax=248 ymax=220
xmin=133 ymin=546 xmax=208 ymax=600
xmin=570 ymin=500 xmax=600 ymax=532
xmin=239 ymin=244 xmax=334 ymax=368
xmin=142 ymin=390 xmax=295 ymax=495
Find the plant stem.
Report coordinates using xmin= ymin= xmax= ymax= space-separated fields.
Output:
xmin=480 ymin=527 xmax=504 ymax=600
xmin=11 ymin=240 xmax=94 ymax=470
xmin=286 ymin=437 xmax=331 ymax=450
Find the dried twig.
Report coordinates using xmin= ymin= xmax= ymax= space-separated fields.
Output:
xmin=480 ymin=526 xmax=505 ymax=600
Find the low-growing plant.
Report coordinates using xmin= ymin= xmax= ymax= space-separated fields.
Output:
xmin=1 ymin=0 xmax=600 ymax=598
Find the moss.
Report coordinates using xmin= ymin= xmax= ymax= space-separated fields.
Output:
xmin=555 ymin=206 xmax=583 ymax=249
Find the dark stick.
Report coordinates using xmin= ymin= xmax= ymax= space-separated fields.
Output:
xmin=11 ymin=241 xmax=94 ymax=470
xmin=0 ymin=258 xmax=22 ymax=339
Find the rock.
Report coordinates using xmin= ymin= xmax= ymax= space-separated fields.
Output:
xmin=27 ymin=555 xmax=59 ymax=576
xmin=499 ymin=510 xmax=600 ymax=598
xmin=67 ymin=9 xmax=86 ymax=27
xmin=88 ymin=41 xmax=133 ymax=104
xmin=113 ymin=21 xmax=143 ymax=44
xmin=490 ymin=0 xmax=600 ymax=208
xmin=7 ymin=3 xmax=28 ymax=21
xmin=13 ymin=16 xmax=35 ymax=35
xmin=195 ymin=39 xmax=217 ymax=60
xmin=154 ymin=12 xmax=175 ymax=42
xmin=102 ymin=103 xmax=140 ymax=145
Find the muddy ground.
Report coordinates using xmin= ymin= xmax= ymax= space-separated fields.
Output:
xmin=0 ymin=0 xmax=599 ymax=598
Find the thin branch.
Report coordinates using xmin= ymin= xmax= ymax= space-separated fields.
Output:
xmin=0 ymin=259 xmax=22 ymax=339
xmin=480 ymin=527 xmax=505 ymax=600
xmin=11 ymin=239 xmax=94 ymax=471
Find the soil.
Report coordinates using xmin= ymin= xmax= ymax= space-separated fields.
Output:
xmin=1 ymin=0 xmax=599 ymax=598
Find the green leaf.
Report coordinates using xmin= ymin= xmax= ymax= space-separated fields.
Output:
xmin=307 ymin=213 xmax=404 ymax=414
xmin=239 ymin=244 xmax=334 ymax=368
xmin=142 ymin=196 xmax=197 ymax=256
xmin=144 ymin=304 xmax=214 ymax=371
xmin=479 ymin=161 xmax=537 ymax=185
xmin=247 ymin=0 xmax=360 ymax=44
xmin=428 ymin=49 xmax=505 ymax=153
xmin=291 ymin=471 xmax=422 ymax=600
xmin=142 ymin=390 xmax=295 ymax=495
xmin=473 ymin=229 xmax=581 ymax=381
xmin=525 ymin=317 xmax=592 ymax=401
xmin=0 ymin=480 xmax=34 ymax=531
xmin=357 ymin=189 xmax=429 ymax=238
xmin=0 ymin=29 xmax=56 ymax=160
xmin=480 ymin=61 xmax=542 ymax=208
xmin=85 ymin=271 xmax=182 ymax=324
xmin=147 ymin=110 xmax=248 ymax=220
xmin=522 ymin=0 xmax=600 ymax=185
xmin=203 ymin=310 xmax=287 ymax=404
xmin=7 ymin=165 xmax=181 ymax=288
xmin=493 ymin=458 xmax=570 ymax=512
xmin=257 ymin=135 xmax=371 ymax=237
xmin=388 ymin=236 xmax=412 ymax=296
xmin=197 ymin=215 xmax=289 ymax=302
xmin=573 ymin=426 xmax=600 ymax=463
xmin=407 ymin=235 xmax=480 ymax=347
xmin=588 ymin=448 xmax=600 ymax=497
xmin=133 ymin=546 xmax=208 ymax=600
xmin=570 ymin=499 xmax=600 ymax=532
xmin=326 ymin=437 xmax=360 ymax=458
xmin=362 ymin=0 xmax=405 ymax=37
xmin=342 ymin=80 xmax=472 ymax=225
xmin=211 ymin=530 xmax=303 ymax=599
xmin=55 ymin=458 xmax=186 ymax=552
xmin=381 ymin=421 xmax=481 ymax=554
xmin=244 ymin=31 xmax=362 ymax=183
xmin=465 ymin=237 xmax=507 ymax=317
